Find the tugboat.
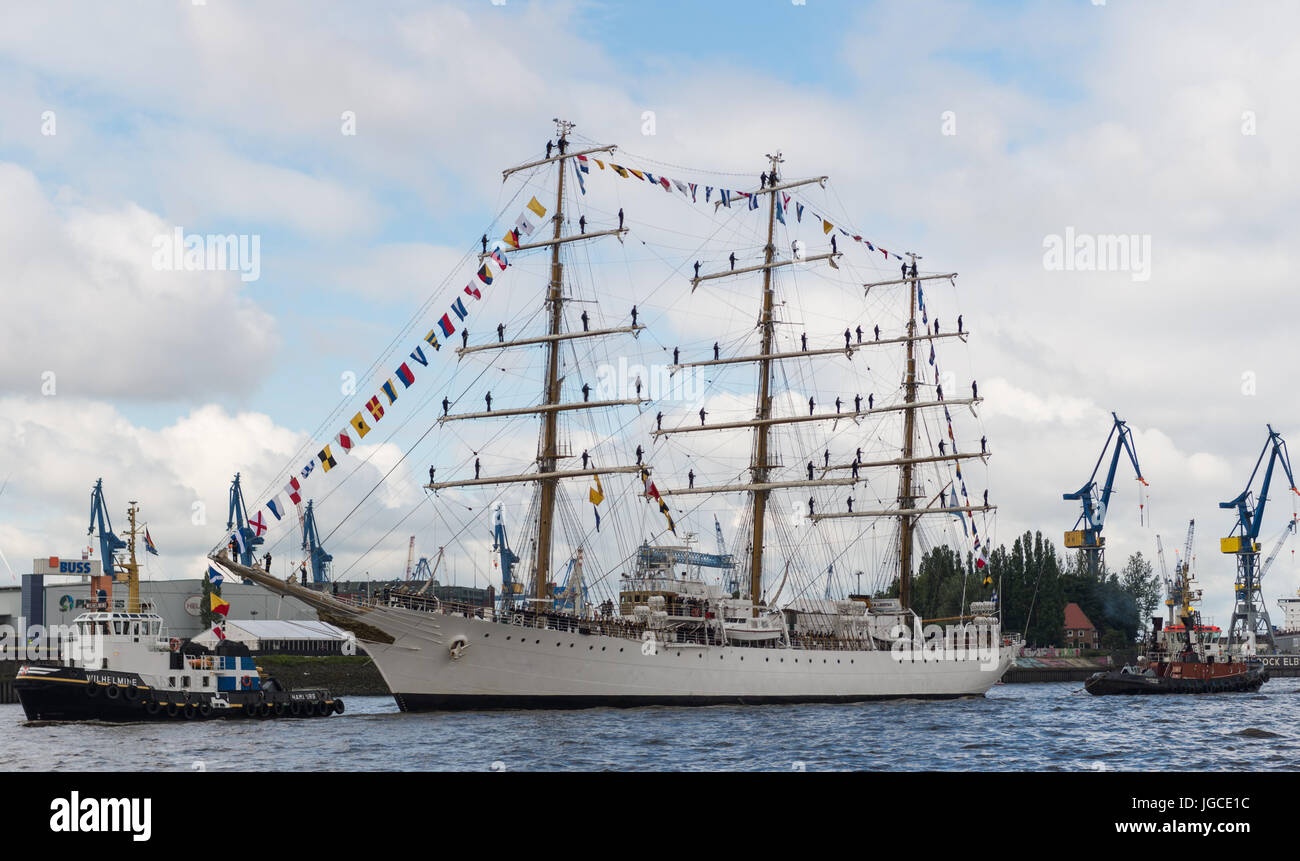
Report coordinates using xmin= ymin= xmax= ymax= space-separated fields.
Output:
xmin=15 ymin=492 xmax=344 ymax=722
xmin=1085 ymin=523 xmax=1267 ymax=695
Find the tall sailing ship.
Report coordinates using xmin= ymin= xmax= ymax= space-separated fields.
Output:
xmin=218 ymin=121 xmax=1017 ymax=709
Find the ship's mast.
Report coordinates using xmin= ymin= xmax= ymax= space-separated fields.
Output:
xmin=535 ymin=118 xmax=572 ymax=604
xmin=428 ymin=122 xmax=644 ymax=612
xmin=898 ymin=251 xmax=921 ymax=610
xmin=747 ymin=152 xmax=782 ymax=615
xmin=124 ymin=502 xmax=141 ymax=613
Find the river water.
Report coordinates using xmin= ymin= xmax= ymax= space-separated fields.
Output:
xmin=3 ymin=682 xmax=1298 ymax=771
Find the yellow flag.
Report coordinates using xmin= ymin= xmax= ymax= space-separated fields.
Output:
xmin=628 ymin=169 xmax=645 ymax=181
xmin=589 ymin=474 xmax=605 ymax=506
xmin=526 ymin=196 xmax=547 ymax=218
xmin=822 ymin=219 xmax=834 ymax=235
xmin=593 ymin=159 xmax=605 ymax=170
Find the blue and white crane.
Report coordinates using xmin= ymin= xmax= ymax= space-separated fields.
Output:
xmin=88 ymin=478 xmax=127 ymax=579
xmin=1063 ymin=412 xmax=1148 ymax=577
xmin=1220 ymin=425 xmax=1299 ymax=651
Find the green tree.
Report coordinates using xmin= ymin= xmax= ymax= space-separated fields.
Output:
xmin=1119 ymin=551 xmax=1161 ymax=630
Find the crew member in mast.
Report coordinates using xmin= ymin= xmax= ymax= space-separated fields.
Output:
xmin=546 ymin=140 xmax=553 ymax=158
xmin=868 ymin=393 xmax=874 ymax=409
xmin=836 ymin=397 xmax=842 ymax=414
xmin=847 ymin=497 xmax=854 ymax=513
xmin=673 ymin=346 xmax=680 ymax=364
xmin=824 ymin=448 xmax=830 ymax=468
xmin=618 ymin=208 xmax=624 ymax=230
xmin=856 ymin=326 xmax=863 ymax=344
xmin=264 ymin=552 xmax=272 ymax=573
xmin=581 ymin=310 xmax=589 ymax=331
xmin=939 ymin=440 xmax=946 ymax=455
xmin=831 ymin=235 xmax=837 ymax=254
xmin=462 ymin=328 xmax=469 ymax=348
xmin=497 ymin=323 xmax=505 ymax=343
xmin=485 ymin=391 xmax=492 ymax=411
xmin=981 ymin=435 xmax=987 ymax=454
xmin=855 ymin=394 xmax=862 ymax=412
xmin=656 ymin=411 xmax=663 ymax=431
xmin=581 ymin=450 xmax=590 ymax=468
xmin=442 ymin=397 xmax=450 ymax=416
xmin=809 ymin=396 xmax=815 ymax=415
xmin=874 ymin=324 xmax=880 ymax=341
xmin=699 ymin=407 xmax=707 ymax=426
xmin=801 ymin=332 xmax=808 ymax=351
xmin=844 ymin=328 xmax=851 ymax=348
xmin=631 ymin=305 xmax=638 ymax=326
xmin=636 ymin=445 xmax=643 ymax=465
xmin=729 ymin=252 xmax=736 ymax=270
xmin=972 ymin=380 xmax=978 ymax=399
xmin=807 ymin=461 xmax=814 ymax=481
xmin=693 ymin=261 xmax=700 ymax=279
xmin=958 ymin=315 xmax=964 ymax=334
xmin=429 ymin=466 xmax=436 ymax=484
xmin=582 ymin=382 xmax=591 ymax=402
xmin=474 ymin=458 xmax=481 ymax=479
xmin=851 ymin=458 xmax=860 ymax=480
xmin=579 ymin=215 xmax=586 ymax=234
xmin=808 ymin=497 xmax=815 ymax=516
xmin=713 ymin=342 xmax=719 ymax=360
xmin=760 ymin=172 xmax=767 ymax=187
xmin=984 ymin=489 xmax=989 ymax=507
xmin=687 ymin=469 xmax=695 ymax=489
xmin=481 ymin=234 xmax=488 ymax=253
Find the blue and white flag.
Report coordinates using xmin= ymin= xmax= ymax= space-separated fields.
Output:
xmin=267 ymin=495 xmax=286 ymax=521
xmin=207 ymin=565 xmax=225 ymax=587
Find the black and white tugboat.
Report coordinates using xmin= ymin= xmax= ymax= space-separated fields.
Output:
xmin=15 ymin=489 xmax=344 ymax=722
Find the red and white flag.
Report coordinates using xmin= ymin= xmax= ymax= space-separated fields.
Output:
xmin=249 ymin=510 xmax=267 ymax=537
xmin=284 ymin=476 xmax=302 ymax=505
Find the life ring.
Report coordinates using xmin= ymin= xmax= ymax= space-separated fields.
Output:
xmin=241 ymin=676 xmax=252 ymax=689
xmin=169 ymin=638 xmax=181 ymax=652
xmin=690 ymin=606 xmax=701 ymax=617
xmin=105 ymin=684 xmax=121 ymax=700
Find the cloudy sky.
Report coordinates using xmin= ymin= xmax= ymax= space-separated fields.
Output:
xmin=2 ymin=0 xmax=1298 ymax=626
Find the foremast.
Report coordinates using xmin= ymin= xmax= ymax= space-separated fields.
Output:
xmin=536 ymin=118 xmax=572 ymax=605
xmin=898 ymin=253 xmax=921 ymax=610
xmin=427 ymin=121 xmax=644 ymax=608
xmin=748 ymin=152 xmax=781 ymax=616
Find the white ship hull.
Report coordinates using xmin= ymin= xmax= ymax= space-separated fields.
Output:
xmin=358 ymin=605 xmax=1012 ymax=710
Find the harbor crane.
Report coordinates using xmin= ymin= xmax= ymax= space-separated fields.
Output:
xmin=1162 ymin=520 xmax=1201 ymax=626
xmin=88 ymin=478 xmax=127 ymax=579
xmin=225 ymin=473 xmax=265 ymax=568
xmin=491 ymin=502 xmax=522 ymax=607
xmin=1063 ymin=412 xmax=1148 ymax=577
xmin=301 ymin=500 xmax=332 ymax=584
xmin=1220 ymin=425 xmax=1300 ymax=652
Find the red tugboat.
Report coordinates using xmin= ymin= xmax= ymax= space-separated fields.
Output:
xmin=1085 ymin=519 xmax=1267 ymax=695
